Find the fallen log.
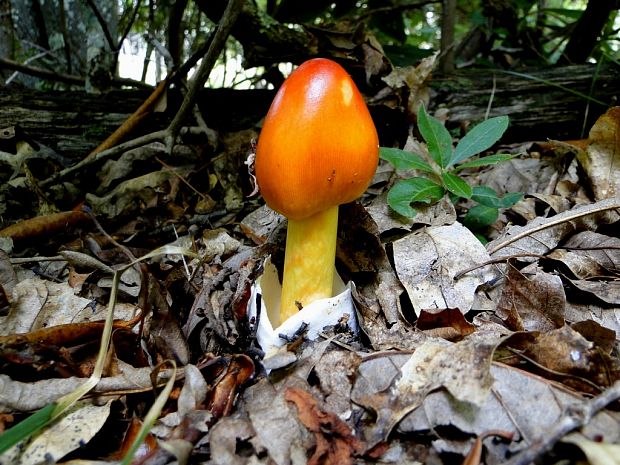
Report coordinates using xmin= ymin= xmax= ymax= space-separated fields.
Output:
xmin=0 ymin=64 xmax=616 ymax=159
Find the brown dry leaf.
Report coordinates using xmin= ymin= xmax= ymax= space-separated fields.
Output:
xmin=571 ymin=320 xmax=616 ymax=354
xmin=1 ymin=277 xmax=93 ymax=335
xmin=577 ymin=106 xmax=620 ymax=200
xmin=0 ymin=314 xmax=141 ymax=379
xmin=113 ymin=417 xmax=159 ymax=462
xmin=97 ymin=142 xmax=166 ymax=191
xmin=562 ymin=231 xmax=620 ymax=274
xmin=338 ymin=202 xmax=405 ymax=328
xmin=239 ymin=204 xmax=285 ymax=244
xmin=205 ymin=354 xmax=254 ymax=422
xmin=416 ymin=308 xmax=476 ymax=340
xmin=0 ymin=363 xmax=176 ymax=413
xmin=564 ymin=301 xmax=620 ymax=341
xmin=147 ymin=276 xmax=190 ymax=365
xmin=501 ymin=325 xmax=620 ymax=392
xmin=360 ymin=350 xmax=620 ymax=461
xmin=476 ymin=157 xmax=559 ymax=199
xmin=86 ymin=169 xmax=190 ymax=219
xmin=312 ymin=350 xmax=361 ymax=419
xmin=487 ymin=365 xmax=620 ymax=450
xmin=496 ymin=264 xmax=565 ymax=332
xmin=206 ymin=417 xmax=259 ymax=465
xmin=567 ymin=278 xmax=620 ymax=305
xmin=548 ymin=231 xmax=620 ymax=279
xmin=285 ymin=387 xmax=365 ymax=465
xmin=547 ymin=249 xmax=610 ymax=280
xmin=243 ymin=376 xmax=313 ymax=465
xmin=0 ymin=211 xmax=91 ymax=242
xmin=353 ymin=334 xmax=499 ymax=447
xmin=392 ymin=222 xmax=497 ymax=316
xmin=380 ymin=53 xmax=436 ymax=116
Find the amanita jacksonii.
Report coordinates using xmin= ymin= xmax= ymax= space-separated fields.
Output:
xmin=255 ymin=58 xmax=379 ymax=326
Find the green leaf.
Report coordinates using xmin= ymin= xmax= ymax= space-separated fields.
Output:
xmin=387 ymin=177 xmax=445 ymax=217
xmin=463 ymin=204 xmax=499 ymax=229
xmin=417 ymin=104 xmax=453 ymax=169
xmin=471 ymin=186 xmax=523 ymax=208
xmin=0 ymin=403 xmax=57 ymax=454
xmin=379 ymin=147 xmax=435 ymax=173
xmin=450 ymin=116 xmax=509 ymax=166
xmin=441 ymin=172 xmax=472 ymax=198
xmin=453 ymin=153 xmax=519 ymax=171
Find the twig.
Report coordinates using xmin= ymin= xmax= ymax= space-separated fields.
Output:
xmin=503 ymin=380 xmax=620 ymax=465
xmin=86 ymin=77 xmax=170 ymax=158
xmin=118 ymin=0 xmax=143 ymax=52
xmin=58 ymin=0 xmax=72 ymax=74
xmin=165 ymin=0 xmax=244 ymax=151
xmin=356 ymin=0 xmax=437 ymax=20
xmin=454 ymin=253 xmax=546 ymax=280
xmin=84 ymin=0 xmax=117 ymax=52
xmin=155 ymin=156 xmax=208 ymax=200
xmin=1 ymin=56 xmax=83 ymax=86
xmin=505 ymin=348 xmax=603 ymax=394
xmin=487 ymin=199 xmax=620 ymax=255
xmin=485 ymin=74 xmax=496 ymax=120
xmin=40 ymin=129 xmax=167 ymax=187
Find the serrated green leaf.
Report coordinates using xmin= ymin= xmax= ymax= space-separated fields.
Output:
xmin=450 ymin=116 xmax=509 ymax=166
xmin=442 ymin=172 xmax=472 ymax=198
xmin=463 ymin=204 xmax=499 ymax=229
xmin=387 ymin=177 xmax=445 ymax=217
xmin=417 ymin=104 xmax=453 ymax=169
xmin=379 ymin=147 xmax=435 ymax=173
xmin=471 ymin=186 xmax=523 ymax=208
xmin=454 ymin=153 xmax=519 ymax=171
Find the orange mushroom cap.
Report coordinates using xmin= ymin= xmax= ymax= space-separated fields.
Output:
xmin=255 ymin=58 xmax=379 ymax=221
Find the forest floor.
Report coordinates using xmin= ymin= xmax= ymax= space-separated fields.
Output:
xmin=1 ymin=60 xmax=620 ymax=465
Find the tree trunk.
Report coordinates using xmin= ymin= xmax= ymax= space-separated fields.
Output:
xmin=559 ymin=0 xmax=619 ymax=64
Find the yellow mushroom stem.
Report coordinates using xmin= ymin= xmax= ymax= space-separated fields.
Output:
xmin=278 ymin=205 xmax=339 ymax=325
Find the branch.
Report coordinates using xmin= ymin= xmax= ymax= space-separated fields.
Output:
xmin=40 ymin=126 xmax=207 ymax=188
xmin=503 ymin=380 xmax=620 ymax=465
xmin=165 ymin=0 xmax=244 ymax=150
xmin=196 ymin=0 xmax=317 ymax=67
xmin=83 ymin=0 xmax=117 ymax=52
xmin=0 ymin=57 xmax=152 ymax=89
xmin=0 ymin=57 xmax=83 ymax=85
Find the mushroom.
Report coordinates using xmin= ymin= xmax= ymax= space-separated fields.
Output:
xmin=255 ymin=58 xmax=379 ymax=326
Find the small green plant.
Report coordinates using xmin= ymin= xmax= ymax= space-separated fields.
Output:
xmin=380 ymin=104 xmax=522 ymax=230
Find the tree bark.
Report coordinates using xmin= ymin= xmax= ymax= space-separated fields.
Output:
xmin=431 ymin=65 xmax=619 ymax=142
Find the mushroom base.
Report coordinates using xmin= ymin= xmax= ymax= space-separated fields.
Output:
xmin=248 ymin=257 xmax=358 ymax=361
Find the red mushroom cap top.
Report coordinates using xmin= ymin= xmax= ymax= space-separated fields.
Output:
xmin=255 ymin=58 xmax=379 ymax=221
